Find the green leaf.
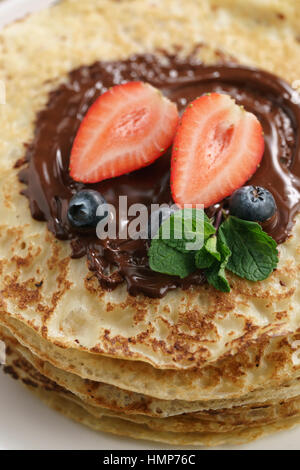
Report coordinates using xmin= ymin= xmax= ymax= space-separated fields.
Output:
xmin=219 ymin=216 xmax=278 ymax=281
xmin=205 ymin=234 xmax=231 ymax=293
xmin=195 ymin=236 xmax=221 ymax=269
xmin=159 ymin=209 xmax=216 ymax=253
xmin=148 ymin=238 xmax=196 ymax=279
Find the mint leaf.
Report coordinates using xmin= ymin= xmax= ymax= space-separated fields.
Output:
xmin=148 ymin=238 xmax=196 ymax=279
xmin=159 ymin=209 xmax=215 ymax=253
xmin=195 ymin=236 xmax=221 ymax=269
xmin=205 ymin=233 xmax=231 ymax=293
xmin=148 ymin=209 xmax=214 ymax=280
xmin=219 ymin=216 xmax=278 ymax=281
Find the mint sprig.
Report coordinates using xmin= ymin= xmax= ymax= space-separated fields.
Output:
xmin=148 ymin=209 xmax=279 ymax=292
xmin=159 ymin=208 xmax=215 ymax=253
xmin=195 ymin=236 xmax=221 ymax=269
xmin=149 ymin=238 xmax=196 ymax=279
xmin=219 ymin=216 xmax=278 ymax=281
xmin=198 ymin=232 xmax=231 ymax=293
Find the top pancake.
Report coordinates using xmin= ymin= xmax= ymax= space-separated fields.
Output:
xmin=1 ymin=0 xmax=300 ymax=372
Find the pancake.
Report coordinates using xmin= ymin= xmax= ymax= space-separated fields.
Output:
xmin=2 ymin=311 xmax=300 ymax=403
xmin=3 ymin=326 xmax=300 ymax=429
xmin=0 ymin=161 xmax=298 ymax=370
xmin=0 ymin=0 xmax=300 ymax=369
xmin=1 ymin=0 xmax=300 ymax=446
xmin=3 ymin=343 xmax=300 ymax=446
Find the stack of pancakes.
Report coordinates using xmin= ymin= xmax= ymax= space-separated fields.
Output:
xmin=1 ymin=0 xmax=300 ymax=447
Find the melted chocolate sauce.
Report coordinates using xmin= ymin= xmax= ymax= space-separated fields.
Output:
xmin=19 ymin=53 xmax=300 ymax=297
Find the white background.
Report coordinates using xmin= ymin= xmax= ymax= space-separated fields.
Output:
xmin=0 ymin=0 xmax=299 ymax=450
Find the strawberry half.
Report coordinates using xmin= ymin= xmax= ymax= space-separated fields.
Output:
xmin=70 ymin=81 xmax=179 ymax=183
xmin=171 ymin=93 xmax=265 ymax=208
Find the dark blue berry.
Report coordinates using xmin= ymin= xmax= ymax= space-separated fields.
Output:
xmin=67 ymin=190 xmax=108 ymax=229
xmin=148 ymin=206 xmax=176 ymax=239
xmin=229 ymin=186 xmax=277 ymax=222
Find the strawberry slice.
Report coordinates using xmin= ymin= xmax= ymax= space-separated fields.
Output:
xmin=171 ymin=93 xmax=264 ymax=208
xmin=70 ymin=81 xmax=179 ymax=183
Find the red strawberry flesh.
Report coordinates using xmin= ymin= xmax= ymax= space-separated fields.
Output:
xmin=70 ymin=81 xmax=179 ymax=183
xmin=171 ymin=93 xmax=265 ymax=208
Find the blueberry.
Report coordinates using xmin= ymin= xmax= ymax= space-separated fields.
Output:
xmin=67 ymin=190 xmax=108 ymax=229
xmin=148 ymin=206 xmax=176 ymax=239
xmin=229 ymin=186 xmax=277 ymax=222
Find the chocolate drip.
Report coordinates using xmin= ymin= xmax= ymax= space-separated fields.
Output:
xmin=19 ymin=53 xmax=300 ymax=297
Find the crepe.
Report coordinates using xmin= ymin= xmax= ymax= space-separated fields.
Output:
xmin=0 ymin=165 xmax=298 ymax=370
xmin=2 ymin=326 xmax=300 ymax=430
xmin=3 ymin=306 xmax=300 ymax=403
xmin=1 ymin=0 xmax=300 ymax=447
xmin=3 ymin=342 xmax=300 ymax=446
xmin=1 ymin=0 xmax=300 ymax=369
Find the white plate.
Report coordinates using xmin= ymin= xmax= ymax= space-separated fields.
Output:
xmin=0 ymin=0 xmax=300 ymax=450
